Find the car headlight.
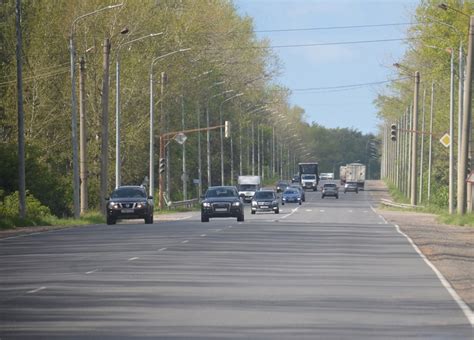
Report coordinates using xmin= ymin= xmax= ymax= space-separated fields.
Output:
xmin=232 ymin=201 xmax=241 ymax=207
xmin=251 ymin=201 xmax=257 ymax=206
xmin=136 ymin=201 xmax=147 ymax=209
xmin=109 ymin=201 xmax=120 ymax=209
xmin=282 ymin=197 xmax=286 ymax=201
xmin=203 ymin=202 xmax=211 ymax=208
xmin=272 ymin=200 xmax=278 ymax=205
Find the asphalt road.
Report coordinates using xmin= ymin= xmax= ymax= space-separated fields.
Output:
xmin=0 ymin=185 xmax=472 ymax=339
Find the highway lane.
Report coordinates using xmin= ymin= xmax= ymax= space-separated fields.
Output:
xmin=0 ymin=187 xmax=472 ymax=339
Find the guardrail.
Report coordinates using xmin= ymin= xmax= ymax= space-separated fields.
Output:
xmin=380 ymin=198 xmax=423 ymax=209
xmin=166 ymin=198 xmax=199 ymax=210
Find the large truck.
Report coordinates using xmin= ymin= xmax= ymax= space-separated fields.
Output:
xmin=339 ymin=166 xmax=347 ymax=185
xmin=237 ymin=175 xmax=261 ymax=202
xmin=345 ymin=163 xmax=366 ymax=190
xmin=298 ymin=162 xmax=319 ymax=191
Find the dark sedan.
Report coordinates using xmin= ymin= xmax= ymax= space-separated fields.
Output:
xmin=276 ymin=180 xmax=289 ymax=193
xmin=106 ymin=185 xmax=154 ymax=225
xmin=251 ymin=190 xmax=279 ymax=214
xmin=281 ymin=188 xmax=302 ymax=205
xmin=201 ymin=186 xmax=244 ymax=222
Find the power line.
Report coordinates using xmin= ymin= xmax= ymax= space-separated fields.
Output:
xmin=292 ymin=77 xmax=411 ymax=93
xmin=254 ymin=22 xmax=415 ymax=33
xmin=0 ymin=68 xmax=69 ymax=88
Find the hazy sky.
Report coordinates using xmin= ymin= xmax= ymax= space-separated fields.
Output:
xmin=235 ymin=0 xmax=419 ymax=134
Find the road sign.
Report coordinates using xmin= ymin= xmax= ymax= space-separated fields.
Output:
xmin=174 ymin=132 xmax=187 ymax=145
xmin=439 ymin=133 xmax=450 ymax=148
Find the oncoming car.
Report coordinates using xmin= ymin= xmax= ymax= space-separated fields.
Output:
xmin=281 ymin=188 xmax=302 ymax=205
xmin=201 ymin=186 xmax=244 ymax=222
xmin=106 ymin=185 xmax=154 ymax=225
xmin=251 ymin=190 xmax=279 ymax=214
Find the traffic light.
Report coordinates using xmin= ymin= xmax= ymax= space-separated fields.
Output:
xmin=390 ymin=124 xmax=397 ymax=142
xmin=369 ymin=141 xmax=378 ymax=159
xmin=467 ymin=157 xmax=472 ymax=174
xmin=159 ymin=158 xmax=166 ymax=174
xmin=224 ymin=120 xmax=230 ymax=138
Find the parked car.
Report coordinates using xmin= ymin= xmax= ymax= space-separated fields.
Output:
xmin=281 ymin=188 xmax=302 ymax=205
xmin=344 ymin=182 xmax=359 ymax=193
xmin=106 ymin=185 xmax=153 ymax=225
xmin=321 ymin=183 xmax=339 ymax=199
xmin=201 ymin=186 xmax=244 ymax=222
xmin=289 ymin=184 xmax=305 ymax=202
xmin=251 ymin=190 xmax=279 ymax=214
xmin=276 ymin=180 xmax=290 ymax=193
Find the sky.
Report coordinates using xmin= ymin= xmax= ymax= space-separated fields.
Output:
xmin=235 ymin=0 xmax=419 ymax=134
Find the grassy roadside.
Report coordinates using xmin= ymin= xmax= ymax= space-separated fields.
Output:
xmin=384 ymin=181 xmax=474 ymax=227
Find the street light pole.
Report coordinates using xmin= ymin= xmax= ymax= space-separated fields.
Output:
xmin=115 ymin=32 xmax=163 ymax=189
xmin=219 ymin=93 xmax=243 ymax=185
xmin=410 ymin=71 xmax=420 ymax=206
xmin=69 ymin=3 xmax=123 ymax=218
xmin=149 ymin=48 xmax=191 ymax=201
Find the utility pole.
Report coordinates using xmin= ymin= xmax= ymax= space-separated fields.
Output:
xmin=181 ymin=95 xmax=187 ymax=200
xmin=428 ymin=83 xmax=434 ymax=202
xmin=100 ymin=38 xmax=111 ymax=214
xmin=15 ymin=0 xmax=25 ymax=219
xmin=206 ymin=105 xmax=211 ymax=186
xmin=458 ymin=16 xmax=474 ymax=214
xmin=252 ymin=121 xmax=255 ymax=175
xmin=410 ymin=72 xmax=420 ymax=206
xmin=79 ymin=57 xmax=88 ymax=213
xmin=196 ymin=102 xmax=202 ymax=197
xmin=449 ymin=48 xmax=455 ymax=214
xmin=160 ymin=72 xmax=167 ymax=202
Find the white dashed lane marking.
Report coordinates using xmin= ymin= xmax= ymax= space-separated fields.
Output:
xmin=182 ymin=240 xmax=189 ymax=244
xmin=158 ymin=248 xmax=167 ymax=252
xmin=85 ymin=269 xmax=99 ymax=275
xmin=128 ymin=257 xmax=139 ymax=261
xmin=27 ymin=287 xmax=46 ymax=294
xmin=200 ymin=234 xmax=206 ymax=237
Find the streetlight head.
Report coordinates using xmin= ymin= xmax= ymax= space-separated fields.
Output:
xmin=438 ymin=3 xmax=448 ymax=11
xmin=393 ymin=63 xmax=401 ymax=68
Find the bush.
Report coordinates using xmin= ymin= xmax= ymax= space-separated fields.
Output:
xmin=0 ymin=191 xmax=53 ymax=228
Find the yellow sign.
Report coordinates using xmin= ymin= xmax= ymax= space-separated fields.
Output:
xmin=440 ymin=133 xmax=450 ymax=147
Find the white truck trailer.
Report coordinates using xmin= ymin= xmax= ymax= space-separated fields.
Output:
xmin=345 ymin=163 xmax=366 ymax=190
xmin=237 ymin=176 xmax=261 ymax=202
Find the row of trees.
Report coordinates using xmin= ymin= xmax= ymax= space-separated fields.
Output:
xmin=376 ymin=0 xmax=473 ymax=210
xmin=1 ymin=0 xmax=377 ymax=219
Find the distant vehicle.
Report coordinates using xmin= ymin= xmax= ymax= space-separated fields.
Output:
xmin=321 ymin=183 xmax=339 ymax=199
xmin=320 ymin=172 xmax=334 ymax=180
xmin=345 ymin=163 xmax=366 ymax=190
xmin=291 ymin=174 xmax=300 ymax=183
xmin=105 ymin=185 xmax=153 ymax=225
xmin=344 ymin=182 xmax=359 ymax=193
xmin=276 ymin=180 xmax=290 ymax=193
xmin=201 ymin=186 xmax=244 ymax=222
xmin=299 ymin=162 xmax=319 ymax=191
xmin=251 ymin=190 xmax=279 ymax=214
xmin=237 ymin=175 xmax=261 ymax=202
xmin=289 ymin=184 xmax=305 ymax=202
xmin=281 ymin=188 xmax=302 ymax=205
xmin=301 ymin=174 xmax=318 ymax=191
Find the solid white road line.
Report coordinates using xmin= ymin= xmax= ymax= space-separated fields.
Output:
xmin=280 ymin=207 xmax=299 ymax=219
xmin=394 ymin=224 xmax=474 ymax=326
xmin=158 ymin=248 xmax=167 ymax=252
xmin=85 ymin=269 xmax=99 ymax=275
xmin=27 ymin=287 xmax=46 ymax=294
xmin=128 ymin=257 xmax=139 ymax=261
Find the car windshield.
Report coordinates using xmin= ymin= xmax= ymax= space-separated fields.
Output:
xmin=324 ymin=184 xmax=336 ymax=188
xmin=111 ymin=187 xmax=146 ymax=199
xmin=277 ymin=182 xmax=288 ymax=187
xmin=239 ymin=184 xmax=257 ymax=191
xmin=284 ymin=189 xmax=297 ymax=194
xmin=302 ymin=175 xmax=316 ymax=180
xmin=206 ymin=188 xmax=236 ymax=198
xmin=254 ymin=191 xmax=275 ymax=199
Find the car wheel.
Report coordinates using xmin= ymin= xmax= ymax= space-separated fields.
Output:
xmin=313 ymin=188 xmax=317 ymax=192
xmin=336 ymin=195 xmax=339 ymax=199
xmin=201 ymin=214 xmax=209 ymax=222
xmin=237 ymin=213 xmax=244 ymax=222
xmin=299 ymin=201 xmax=302 ymax=205
xmin=321 ymin=195 xmax=324 ymax=199
xmin=275 ymin=209 xmax=279 ymax=214
xmin=145 ymin=214 xmax=153 ymax=224
xmin=106 ymin=216 xmax=116 ymax=225
xmin=251 ymin=210 xmax=256 ymax=215
xmin=281 ymin=202 xmax=285 ymax=205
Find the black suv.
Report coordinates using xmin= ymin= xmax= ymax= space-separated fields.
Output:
xmin=106 ymin=186 xmax=154 ymax=225
xmin=251 ymin=190 xmax=279 ymax=214
xmin=201 ymin=186 xmax=244 ymax=222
